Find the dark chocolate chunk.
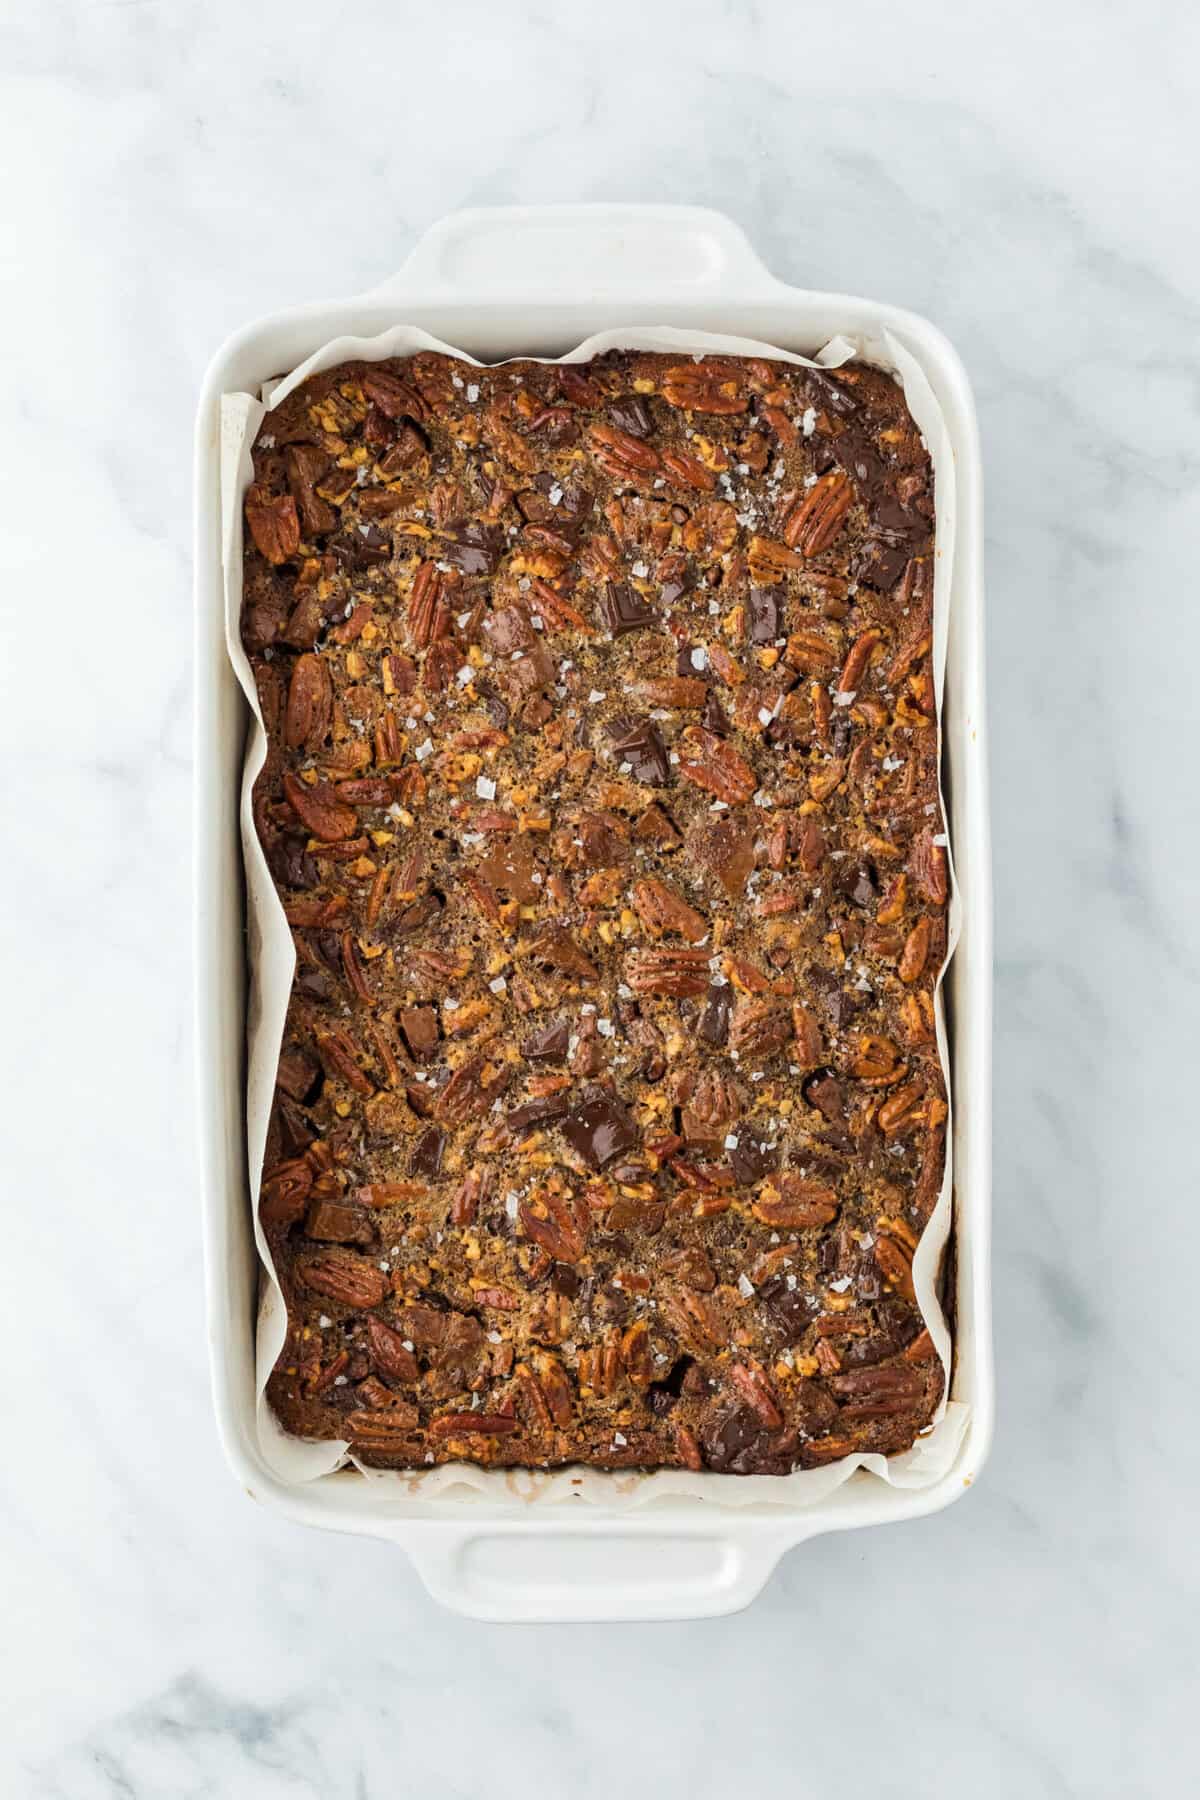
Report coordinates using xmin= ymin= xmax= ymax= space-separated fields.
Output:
xmin=609 ymin=716 xmax=670 ymax=786
xmin=550 ymin=1263 xmax=582 ymax=1298
xmin=728 ymin=1131 xmax=778 ymax=1188
xmin=442 ymin=521 xmax=503 ymax=575
xmin=296 ymin=967 xmax=334 ymax=1004
xmin=608 ymin=397 xmax=653 ymax=438
xmin=506 ymin=1094 xmax=569 ymax=1133
xmin=521 ymin=1020 xmax=570 ymax=1064
xmin=803 ymin=368 xmax=859 ymax=418
xmin=475 ymin=676 xmax=510 ymax=729
xmin=835 ymin=858 xmax=878 ymax=909
xmin=700 ymin=687 xmax=730 ymax=738
xmin=598 ymin=581 xmax=657 ymax=638
xmin=276 ymin=1046 xmax=322 ymax=1105
xmin=675 ymin=640 xmax=708 ymax=680
xmin=758 ymin=1275 xmax=814 ymax=1344
xmin=561 ymin=1090 xmax=639 ymax=1170
xmin=404 ymin=1080 xmax=437 ymax=1120
xmin=331 ymin=523 xmax=391 ymax=570
xmin=701 ymin=1404 xmax=790 ymax=1475
xmin=410 ymin=1127 xmax=445 ymax=1177
xmin=803 ymin=1070 xmax=846 ymax=1124
xmin=269 ymin=836 xmax=317 ymax=891
xmin=698 ymin=982 xmax=732 ymax=1046
xmin=747 ymin=587 xmax=782 ymax=645
xmin=854 ymin=538 xmax=910 ymax=593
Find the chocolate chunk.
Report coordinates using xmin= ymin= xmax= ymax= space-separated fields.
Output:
xmin=521 ymin=1020 xmax=570 ymax=1064
xmin=830 ymin=430 xmax=924 ymax=540
xmin=803 ymin=1070 xmax=846 ymax=1124
xmin=758 ymin=1274 xmax=814 ymax=1344
xmin=276 ymin=1045 xmax=322 ymax=1105
xmin=404 ymin=1080 xmax=437 ymax=1120
xmin=698 ymin=982 xmax=732 ymax=1046
xmin=561 ymin=1090 xmax=639 ymax=1169
xmin=609 ymin=716 xmax=670 ymax=785
xmin=305 ymin=1200 xmax=375 ymax=1247
xmin=835 ymin=857 xmax=878 ymax=909
xmin=728 ymin=1131 xmax=778 ymax=1187
xmin=378 ymin=423 xmax=429 ymax=474
xmin=474 ymin=676 xmax=509 ymax=729
xmin=331 ymin=524 xmax=391 ymax=570
xmin=700 ymin=688 xmax=730 ymax=738
xmin=747 ymin=587 xmax=782 ymax=645
xmin=701 ymin=1404 xmax=776 ymax=1474
xmin=442 ymin=521 xmax=503 ymax=575
xmin=608 ymin=397 xmax=653 ymax=438
xmin=854 ymin=538 xmax=910 ymax=593
xmin=598 ymin=581 xmax=657 ymax=637
xmin=506 ymin=1094 xmax=569 ymax=1132
xmin=269 ymin=836 xmax=317 ymax=891
xmin=410 ymin=1127 xmax=445 ymax=1177
xmin=803 ymin=368 xmax=859 ymax=418
xmin=805 ymin=964 xmax=856 ymax=1030
xmin=550 ymin=1263 xmax=582 ymax=1298
xmin=296 ymin=967 xmax=334 ymax=1004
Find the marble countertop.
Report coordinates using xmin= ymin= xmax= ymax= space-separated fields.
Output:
xmin=5 ymin=1 xmax=1197 ymax=1793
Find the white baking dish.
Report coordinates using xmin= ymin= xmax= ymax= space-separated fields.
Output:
xmin=194 ymin=204 xmax=993 ymax=1621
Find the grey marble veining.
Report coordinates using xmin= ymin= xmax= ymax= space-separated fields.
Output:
xmin=3 ymin=0 xmax=1198 ymax=1794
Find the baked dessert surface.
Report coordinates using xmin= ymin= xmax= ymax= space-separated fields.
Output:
xmin=241 ymin=348 xmax=950 ymax=1475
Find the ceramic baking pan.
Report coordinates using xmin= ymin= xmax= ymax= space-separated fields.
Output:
xmin=194 ymin=205 xmax=992 ymax=1620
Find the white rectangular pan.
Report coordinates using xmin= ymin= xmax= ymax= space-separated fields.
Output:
xmin=194 ymin=204 xmax=993 ymax=1621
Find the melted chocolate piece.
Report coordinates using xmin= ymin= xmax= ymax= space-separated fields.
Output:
xmin=609 ymin=716 xmax=670 ymax=785
xmin=700 ymin=687 xmax=730 ymax=738
xmin=702 ymin=1404 xmax=779 ymax=1474
xmin=758 ymin=1275 xmax=813 ymax=1344
xmin=608 ymin=397 xmax=653 ymax=438
xmin=698 ymin=982 xmax=732 ymax=1046
xmin=854 ymin=538 xmax=910 ymax=593
xmin=747 ymin=587 xmax=782 ymax=645
xmin=410 ymin=1126 xmax=445 ymax=1177
xmin=506 ymin=1094 xmax=569 ymax=1133
xmin=598 ymin=581 xmax=657 ymax=637
xmin=728 ymin=1131 xmax=778 ymax=1188
xmin=521 ymin=1020 xmax=570 ymax=1064
xmin=561 ymin=1090 xmax=639 ymax=1169
xmin=442 ymin=521 xmax=502 ymax=575
xmin=803 ymin=368 xmax=859 ymax=418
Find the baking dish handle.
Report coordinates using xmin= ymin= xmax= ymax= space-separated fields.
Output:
xmin=368 ymin=204 xmax=784 ymax=302
xmin=405 ymin=1523 xmax=797 ymax=1623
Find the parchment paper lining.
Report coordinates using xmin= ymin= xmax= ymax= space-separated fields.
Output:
xmin=220 ymin=325 xmax=968 ymax=1508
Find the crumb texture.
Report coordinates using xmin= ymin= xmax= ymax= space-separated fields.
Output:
xmin=241 ymin=349 xmax=949 ymax=1475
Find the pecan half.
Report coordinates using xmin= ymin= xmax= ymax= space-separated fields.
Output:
xmin=678 ymin=728 xmax=757 ymax=806
xmin=783 ymin=470 xmax=854 ymax=556
xmin=296 ymin=1250 xmax=388 ymax=1310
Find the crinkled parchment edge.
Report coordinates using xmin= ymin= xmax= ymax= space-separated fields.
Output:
xmin=219 ymin=324 xmax=967 ymax=1509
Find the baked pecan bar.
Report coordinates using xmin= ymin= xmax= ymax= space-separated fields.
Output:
xmin=241 ymin=348 xmax=950 ymax=1475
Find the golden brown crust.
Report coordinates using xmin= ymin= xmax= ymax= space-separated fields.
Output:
xmin=242 ymin=349 xmax=949 ymax=1475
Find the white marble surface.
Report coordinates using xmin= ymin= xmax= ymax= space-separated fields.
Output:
xmin=4 ymin=0 xmax=1198 ymax=1792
